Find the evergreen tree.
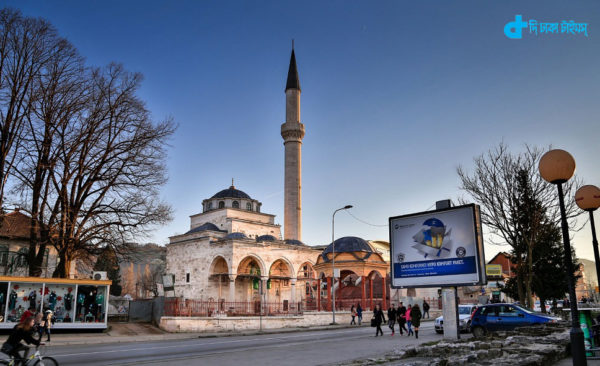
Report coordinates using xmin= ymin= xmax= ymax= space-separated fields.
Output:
xmin=93 ymin=247 xmax=122 ymax=296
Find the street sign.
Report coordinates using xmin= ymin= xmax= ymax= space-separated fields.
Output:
xmin=486 ymin=264 xmax=502 ymax=277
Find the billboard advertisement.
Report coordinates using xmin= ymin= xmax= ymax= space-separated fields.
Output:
xmin=389 ymin=204 xmax=486 ymax=288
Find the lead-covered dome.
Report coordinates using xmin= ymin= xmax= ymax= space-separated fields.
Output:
xmin=186 ymin=222 xmax=224 ymax=234
xmin=211 ymin=185 xmax=251 ymax=199
xmin=322 ymin=236 xmax=373 ymax=255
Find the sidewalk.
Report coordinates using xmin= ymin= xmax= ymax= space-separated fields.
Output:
xmin=25 ymin=318 xmax=436 ymax=347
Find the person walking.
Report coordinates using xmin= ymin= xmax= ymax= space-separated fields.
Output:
xmin=350 ymin=305 xmax=357 ymax=325
xmin=406 ymin=304 xmax=413 ymax=336
xmin=411 ymin=304 xmax=423 ymax=339
xmin=356 ymin=303 xmax=363 ymax=325
xmin=41 ymin=310 xmax=53 ymax=342
xmin=373 ymin=304 xmax=386 ymax=337
xmin=397 ymin=302 xmax=407 ymax=335
xmin=422 ymin=300 xmax=430 ymax=319
xmin=387 ymin=304 xmax=397 ymax=335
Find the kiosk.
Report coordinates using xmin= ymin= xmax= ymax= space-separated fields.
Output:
xmin=0 ymin=276 xmax=111 ymax=329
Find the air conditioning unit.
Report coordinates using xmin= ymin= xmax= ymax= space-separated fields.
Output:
xmin=93 ymin=271 xmax=107 ymax=280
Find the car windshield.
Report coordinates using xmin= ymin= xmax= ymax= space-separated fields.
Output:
xmin=513 ymin=304 xmax=535 ymax=314
xmin=458 ymin=307 xmax=473 ymax=315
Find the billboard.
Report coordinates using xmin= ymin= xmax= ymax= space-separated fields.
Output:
xmin=485 ymin=264 xmax=503 ymax=277
xmin=389 ymin=204 xmax=486 ymax=288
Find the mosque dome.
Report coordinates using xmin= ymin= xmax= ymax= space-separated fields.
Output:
xmin=226 ymin=232 xmax=248 ymax=240
xmin=257 ymin=234 xmax=277 ymax=242
xmin=211 ymin=185 xmax=251 ymax=200
xmin=186 ymin=222 xmax=224 ymax=234
xmin=284 ymin=239 xmax=305 ymax=246
xmin=322 ymin=236 xmax=373 ymax=255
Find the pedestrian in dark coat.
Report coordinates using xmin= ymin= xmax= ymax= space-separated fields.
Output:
xmin=373 ymin=304 xmax=386 ymax=336
xmin=397 ymin=302 xmax=407 ymax=335
xmin=411 ymin=304 xmax=422 ymax=339
xmin=357 ymin=304 xmax=363 ymax=325
xmin=387 ymin=304 xmax=397 ymax=335
xmin=422 ymin=300 xmax=430 ymax=319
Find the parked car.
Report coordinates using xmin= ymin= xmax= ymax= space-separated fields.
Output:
xmin=470 ymin=303 xmax=561 ymax=338
xmin=434 ymin=304 xmax=478 ymax=334
xmin=533 ymin=301 xmax=550 ymax=312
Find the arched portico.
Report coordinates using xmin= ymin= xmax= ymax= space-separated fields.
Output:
xmin=235 ymin=256 xmax=265 ymax=302
xmin=268 ymin=259 xmax=294 ymax=307
xmin=208 ymin=256 xmax=231 ymax=301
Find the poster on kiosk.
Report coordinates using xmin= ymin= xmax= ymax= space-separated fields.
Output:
xmin=389 ymin=204 xmax=486 ymax=289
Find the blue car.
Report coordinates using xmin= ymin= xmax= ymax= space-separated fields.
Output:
xmin=470 ymin=303 xmax=560 ymax=338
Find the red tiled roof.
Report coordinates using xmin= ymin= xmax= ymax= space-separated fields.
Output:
xmin=0 ymin=210 xmax=32 ymax=239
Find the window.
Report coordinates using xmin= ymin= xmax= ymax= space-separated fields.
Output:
xmin=232 ymin=201 xmax=239 ymax=209
xmin=186 ymin=273 xmax=190 ymax=283
xmin=246 ymin=202 xmax=252 ymax=211
xmin=499 ymin=305 xmax=519 ymax=317
xmin=16 ymin=247 xmax=28 ymax=267
xmin=0 ymin=245 xmax=8 ymax=266
xmin=218 ymin=201 xmax=225 ymax=209
xmin=208 ymin=202 xmax=213 ymax=210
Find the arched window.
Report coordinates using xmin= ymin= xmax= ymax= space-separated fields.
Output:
xmin=208 ymin=202 xmax=213 ymax=210
xmin=16 ymin=247 xmax=28 ymax=267
xmin=218 ymin=201 xmax=225 ymax=209
xmin=0 ymin=245 xmax=8 ymax=266
xmin=232 ymin=201 xmax=239 ymax=209
xmin=246 ymin=202 xmax=252 ymax=211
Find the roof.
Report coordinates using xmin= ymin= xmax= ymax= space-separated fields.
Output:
xmin=211 ymin=185 xmax=251 ymax=200
xmin=285 ymin=49 xmax=301 ymax=92
xmin=0 ymin=210 xmax=33 ymax=239
xmin=322 ymin=236 xmax=373 ymax=255
xmin=257 ymin=234 xmax=277 ymax=242
xmin=284 ymin=239 xmax=305 ymax=246
xmin=186 ymin=222 xmax=226 ymax=234
xmin=226 ymin=232 xmax=248 ymax=240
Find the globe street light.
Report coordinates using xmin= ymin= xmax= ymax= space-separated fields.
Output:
xmin=539 ymin=149 xmax=586 ymax=366
xmin=331 ymin=205 xmax=352 ymax=325
xmin=575 ymin=185 xmax=600 ymax=300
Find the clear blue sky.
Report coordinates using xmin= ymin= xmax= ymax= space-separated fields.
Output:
xmin=6 ymin=1 xmax=600 ymax=261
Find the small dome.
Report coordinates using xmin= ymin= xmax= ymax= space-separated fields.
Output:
xmin=186 ymin=222 xmax=224 ymax=234
xmin=226 ymin=232 xmax=247 ymax=240
xmin=322 ymin=236 xmax=373 ymax=255
xmin=211 ymin=185 xmax=251 ymax=200
xmin=257 ymin=235 xmax=277 ymax=242
xmin=284 ymin=239 xmax=305 ymax=246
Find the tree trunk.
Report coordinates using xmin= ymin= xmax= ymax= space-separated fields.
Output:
xmin=526 ymin=243 xmax=534 ymax=309
xmin=516 ymin=256 xmax=525 ymax=305
xmin=53 ymin=251 xmax=71 ymax=278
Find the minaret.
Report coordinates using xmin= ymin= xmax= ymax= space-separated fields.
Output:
xmin=281 ymin=45 xmax=305 ymax=241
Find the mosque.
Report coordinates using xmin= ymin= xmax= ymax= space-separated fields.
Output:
xmin=165 ymin=48 xmax=434 ymax=312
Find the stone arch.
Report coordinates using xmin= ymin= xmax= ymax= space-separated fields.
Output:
xmin=269 ymin=258 xmax=293 ymax=279
xmin=237 ymin=254 xmax=266 ymax=277
xmin=209 ymin=255 xmax=229 ymax=276
xmin=297 ymin=261 xmax=316 ymax=280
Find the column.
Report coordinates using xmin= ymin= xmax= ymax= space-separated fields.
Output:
xmin=317 ymin=278 xmax=321 ymax=311
xmin=369 ymin=277 xmax=373 ymax=310
xmin=291 ymin=278 xmax=297 ymax=304
xmin=361 ymin=276 xmax=366 ymax=308
xmin=326 ymin=277 xmax=332 ymax=311
xmin=382 ymin=275 xmax=387 ymax=309
xmin=228 ymin=275 xmax=236 ymax=302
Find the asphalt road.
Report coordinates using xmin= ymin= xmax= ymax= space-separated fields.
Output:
xmin=45 ymin=322 xmax=446 ymax=366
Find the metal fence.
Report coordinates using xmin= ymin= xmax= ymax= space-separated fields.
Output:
xmin=164 ymin=299 xmax=303 ymax=317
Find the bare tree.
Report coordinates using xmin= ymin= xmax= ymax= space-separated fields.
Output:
xmin=457 ymin=143 xmax=583 ymax=305
xmin=0 ymin=9 xmax=56 ymax=208
xmin=45 ymin=64 xmax=174 ymax=277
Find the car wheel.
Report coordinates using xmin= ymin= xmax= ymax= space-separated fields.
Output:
xmin=466 ymin=321 xmax=471 ymax=332
xmin=472 ymin=326 xmax=485 ymax=338
xmin=435 ymin=330 xmax=443 ymax=334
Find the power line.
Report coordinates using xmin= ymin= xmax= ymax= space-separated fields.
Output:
xmin=345 ymin=210 xmax=388 ymax=227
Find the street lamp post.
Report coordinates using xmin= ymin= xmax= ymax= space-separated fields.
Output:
xmin=575 ymin=185 xmax=600 ymax=300
xmin=539 ymin=149 xmax=586 ymax=366
xmin=331 ymin=205 xmax=353 ymax=325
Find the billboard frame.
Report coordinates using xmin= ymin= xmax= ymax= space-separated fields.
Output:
xmin=388 ymin=203 xmax=487 ymax=289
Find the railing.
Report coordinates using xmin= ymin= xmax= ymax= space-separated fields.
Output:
xmin=164 ymin=299 xmax=303 ymax=317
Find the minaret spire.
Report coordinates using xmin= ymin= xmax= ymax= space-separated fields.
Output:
xmin=281 ymin=45 xmax=305 ymax=241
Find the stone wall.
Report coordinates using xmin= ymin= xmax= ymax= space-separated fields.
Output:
xmin=160 ymin=310 xmax=373 ymax=333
